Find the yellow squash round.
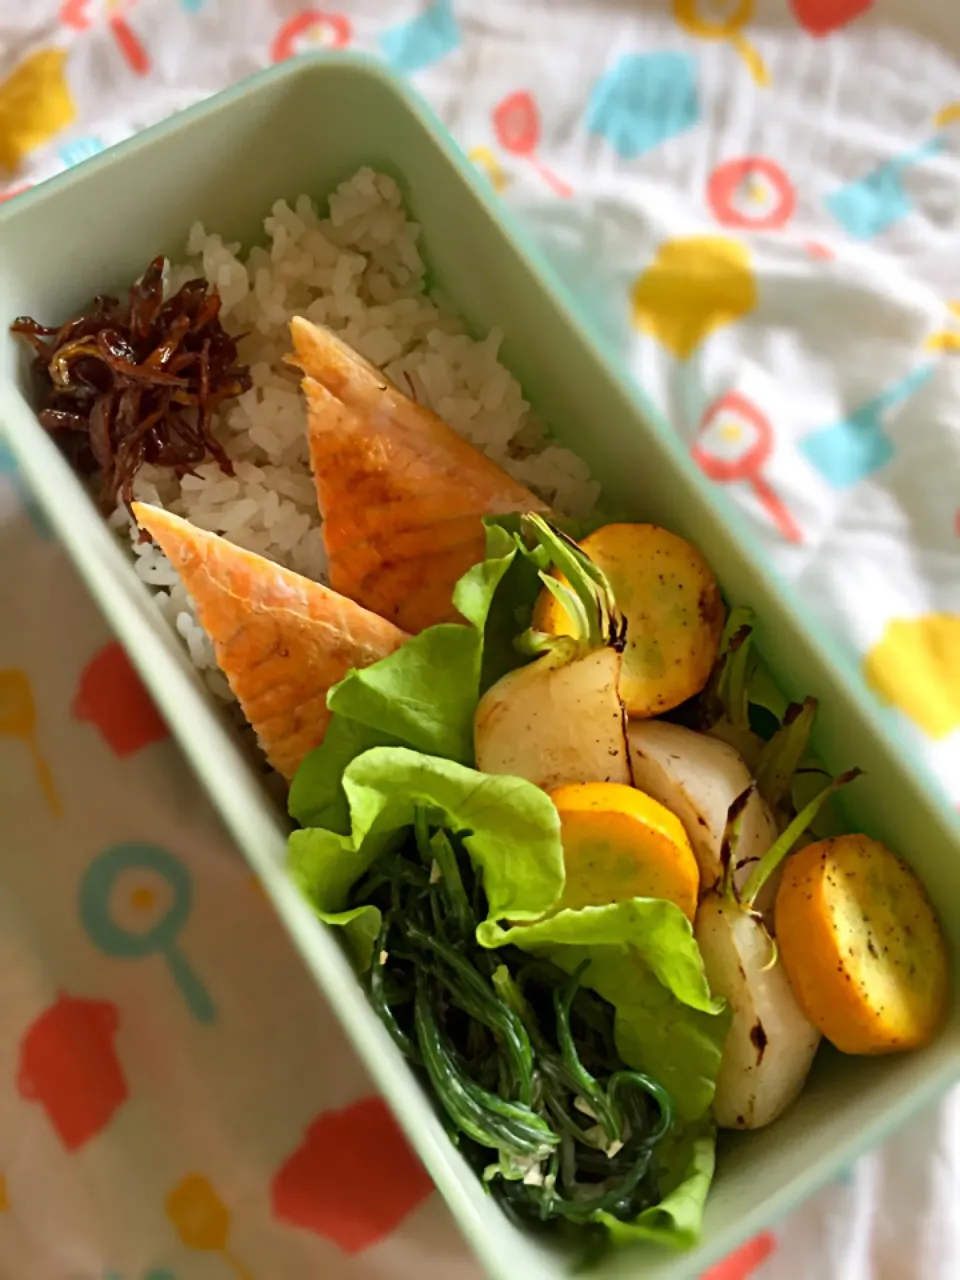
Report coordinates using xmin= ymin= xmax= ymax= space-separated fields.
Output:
xmin=534 ymin=523 xmax=724 ymax=717
xmin=550 ymin=781 xmax=700 ymax=919
xmin=775 ymin=835 xmax=950 ymax=1054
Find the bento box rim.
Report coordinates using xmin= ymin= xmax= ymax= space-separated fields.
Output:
xmin=0 ymin=50 xmax=958 ymax=1280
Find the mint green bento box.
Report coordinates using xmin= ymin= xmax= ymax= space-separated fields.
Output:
xmin=1 ymin=53 xmax=958 ymax=1280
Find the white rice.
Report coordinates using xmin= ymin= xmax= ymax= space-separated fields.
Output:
xmin=111 ymin=168 xmax=600 ymax=708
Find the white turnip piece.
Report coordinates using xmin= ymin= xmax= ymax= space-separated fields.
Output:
xmin=696 ymin=892 xmax=820 ymax=1129
xmin=628 ymin=720 xmax=780 ymax=918
xmin=475 ymin=643 xmax=630 ymax=790
xmin=697 ymin=772 xmax=859 ymax=1130
xmin=473 ymin=515 xmax=631 ymax=790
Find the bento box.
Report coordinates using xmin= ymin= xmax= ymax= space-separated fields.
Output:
xmin=1 ymin=53 xmax=958 ymax=1280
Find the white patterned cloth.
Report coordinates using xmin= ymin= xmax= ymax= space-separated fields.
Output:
xmin=1 ymin=3 xmax=958 ymax=1279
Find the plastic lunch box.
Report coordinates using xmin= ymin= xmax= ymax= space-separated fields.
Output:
xmin=1 ymin=52 xmax=958 ymax=1280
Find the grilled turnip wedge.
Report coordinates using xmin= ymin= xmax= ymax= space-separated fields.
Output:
xmin=476 ymin=642 xmax=630 ymax=791
xmin=697 ymin=771 xmax=860 ymax=1129
xmin=475 ymin=515 xmax=631 ymax=791
xmin=627 ymin=719 xmax=779 ymax=913
xmin=629 ymin=626 xmax=821 ymax=920
xmin=697 ymin=889 xmax=820 ymax=1130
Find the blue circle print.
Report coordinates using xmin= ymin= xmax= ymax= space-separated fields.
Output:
xmin=79 ymin=842 xmax=215 ymax=1023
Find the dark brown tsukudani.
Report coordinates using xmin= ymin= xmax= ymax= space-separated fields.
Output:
xmin=11 ymin=256 xmax=251 ymax=516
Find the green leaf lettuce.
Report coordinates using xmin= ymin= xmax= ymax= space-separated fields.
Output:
xmin=288 ymin=746 xmax=566 ymax=965
xmin=479 ymin=900 xmax=729 ymax=1124
xmin=289 ymin=521 xmax=532 ymax=830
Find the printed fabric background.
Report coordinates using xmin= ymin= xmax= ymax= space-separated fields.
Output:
xmin=1 ymin=1 xmax=960 ymax=1278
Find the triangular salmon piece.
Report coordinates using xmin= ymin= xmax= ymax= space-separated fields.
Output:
xmin=289 ymin=316 xmax=548 ymax=633
xmin=132 ymin=503 xmax=408 ymax=780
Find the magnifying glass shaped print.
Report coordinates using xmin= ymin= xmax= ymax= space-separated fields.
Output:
xmin=692 ymin=391 xmax=802 ymax=544
xmin=271 ymin=10 xmax=352 ymax=62
xmin=79 ymin=842 xmax=216 ymax=1023
xmin=673 ymin=0 xmax=769 ymax=87
xmin=708 ymin=157 xmax=795 ymax=231
xmin=492 ymin=92 xmax=572 ymax=199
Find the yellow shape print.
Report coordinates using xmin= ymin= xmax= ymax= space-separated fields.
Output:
xmin=926 ymin=330 xmax=960 ymax=352
xmin=0 ymin=668 xmax=61 ymax=818
xmin=934 ymin=103 xmax=960 ymax=128
xmin=631 ymin=235 xmax=757 ymax=359
xmin=745 ymin=177 xmax=766 ymax=204
xmin=468 ymin=146 xmax=509 ymax=192
xmin=674 ymin=0 xmax=769 ymax=87
xmin=166 ymin=1174 xmax=254 ymax=1280
xmin=864 ymin=614 xmax=960 ymax=739
xmin=0 ymin=47 xmax=76 ymax=174
xmin=926 ymin=302 xmax=960 ymax=351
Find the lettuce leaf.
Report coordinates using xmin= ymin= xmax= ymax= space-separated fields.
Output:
xmin=329 ymin=531 xmax=518 ymax=759
xmin=288 ymin=717 xmax=401 ymax=833
xmin=288 ymin=746 xmax=565 ymax=966
xmin=289 ymin=522 xmax=536 ymax=829
xmin=479 ymin=900 xmax=729 ymax=1123
xmin=600 ymin=1118 xmax=717 ymax=1248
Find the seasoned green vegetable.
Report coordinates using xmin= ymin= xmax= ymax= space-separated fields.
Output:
xmin=350 ymin=806 xmax=675 ymax=1231
xmin=288 ymin=745 xmax=729 ymax=1248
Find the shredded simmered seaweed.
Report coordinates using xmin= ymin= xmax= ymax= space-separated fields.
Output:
xmin=11 ymin=256 xmax=251 ymax=517
xmin=354 ymin=808 xmax=673 ymax=1235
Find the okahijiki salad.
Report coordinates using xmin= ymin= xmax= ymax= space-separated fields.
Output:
xmin=12 ymin=169 xmax=950 ymax=1253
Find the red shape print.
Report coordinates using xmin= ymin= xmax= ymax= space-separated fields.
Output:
xmin=60 ymin=2 xmax=151 ymax=74
xmin=693 ymin=392 xmax=803 ymax=544
xmin=109 ymin=15 xmax=151 ymax=75
xmin=0 ymin=186 xmax=31 ymax=203
xmin=17 ymin=994 xmax=127 ymax=1151
xmin=72 ymin=641 xmax=169 ymax=757
xmin=492 ymin=91 xmax=572 ymax=199
xmin=790 ymin=0 xmax=874 ymax=36
xmin=701 ymin=1231 xmax=776 ymax=1280
xmin=708 ymin=157 xmax=795 ymax=231
xmin=805 ymin=239 xmax=835 ymax=259
xmin=59 ymin=0 xmax=92 ymax=30
xmin=271 ymin=1096 xmax=433 ymax=1252
xmin=271 ymin=10 xmax=352 ymax=63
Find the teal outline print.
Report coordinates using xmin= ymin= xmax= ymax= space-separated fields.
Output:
xmin=79 ymin=843 xmax=216 ymax=1024
xmin=800 ymin=365 xmax=934 ymax=489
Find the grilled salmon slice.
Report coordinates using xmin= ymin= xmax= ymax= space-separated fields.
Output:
xmin=289 ymin=316 xmax=548 ymax=633
xmin=132 ymin=502 xmax=408 ymax=779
